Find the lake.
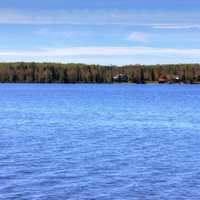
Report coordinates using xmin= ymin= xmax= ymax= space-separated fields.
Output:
xmin=1 ymin=84 xmax=200 ymax=200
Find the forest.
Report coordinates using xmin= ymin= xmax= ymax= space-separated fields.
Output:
xmin=0 ymin=62 xmax=200 ymax=83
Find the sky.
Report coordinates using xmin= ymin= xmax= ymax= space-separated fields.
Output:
xmin=1 ymin=0 xmax=200 ymax=65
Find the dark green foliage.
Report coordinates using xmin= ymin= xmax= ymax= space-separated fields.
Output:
xmin=0 ymin=62 xmax=199 ymax=83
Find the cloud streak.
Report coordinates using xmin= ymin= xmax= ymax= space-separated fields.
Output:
xmin=1 ymin=9 xmax=200 ymax=26
xmin=153 ymin=24 xmax=200 ymax=29
xmin=1 ymin=47 xmax=200 ymax=57
xmin=127 ymin=32 xmax=148 ymax=42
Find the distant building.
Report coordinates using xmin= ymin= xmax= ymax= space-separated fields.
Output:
xmin=173 ymin=75 xmax=181 ymax=83
xmin=158 ymin=75 xmax=168 ymax=83
xmin=113 ymin=74 xmax=128 ymax=82
xmin=168 ymin=75 xmax=181 ymax=83
xmin=158 ymin=75 xmax=181 ymax=84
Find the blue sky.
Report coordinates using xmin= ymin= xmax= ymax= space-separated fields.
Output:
xmin=1 ymin=0 xmax=200 ymax=65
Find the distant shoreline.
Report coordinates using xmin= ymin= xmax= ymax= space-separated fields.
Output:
xmin=0 ymin=62 xmax=199 ymax=84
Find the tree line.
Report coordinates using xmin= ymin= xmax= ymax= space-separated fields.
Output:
xmin=0 ymin=62 xmax=200 ymax=83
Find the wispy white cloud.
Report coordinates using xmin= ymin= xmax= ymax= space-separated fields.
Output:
xmin=35 ymin=28 xmax=92 ymax=38
xmin=153 ymin=24 xmax=200 ymax=29
xmin=0 ymin=9 xmax=200 ymax=26
xmin=1 ymin=47 xmax=200 ymax=57
xmin=127 ymin=32 xmax=148 ymax=42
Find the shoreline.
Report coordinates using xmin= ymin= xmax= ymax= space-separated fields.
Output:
xmin=0 ymin=82 xmax=199 ymax=84
xmin=0 ymin=62 xmax=200 ymax=84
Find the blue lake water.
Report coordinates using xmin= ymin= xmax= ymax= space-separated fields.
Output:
xmin=1 ymin=84 xmax=200 ymax=200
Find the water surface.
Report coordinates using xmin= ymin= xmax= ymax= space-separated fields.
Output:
xmin=1 ymin=84 xmax=200 ymax=200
